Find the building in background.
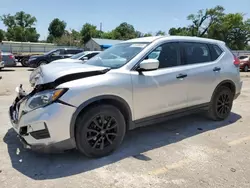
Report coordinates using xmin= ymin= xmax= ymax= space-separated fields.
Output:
xmin=84 ymin=38 xmax=123 ymax=51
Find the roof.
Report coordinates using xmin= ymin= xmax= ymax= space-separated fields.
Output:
xmin=92 ymin=38 xmax=123 ymax=46
xmin=124 ymin=36 xmax=225 ymax=44
xmin=124 ymin=36 xmax=162 ymax=43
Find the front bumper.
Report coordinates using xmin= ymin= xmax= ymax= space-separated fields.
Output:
xmin=28 ymin=59 xmax=39 ymax=68
xmin=9 ymin=96 xmax=77 ymax=153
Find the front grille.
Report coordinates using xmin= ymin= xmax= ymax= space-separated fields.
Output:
xmin=30 ymin=126 xmax=50 ymax=140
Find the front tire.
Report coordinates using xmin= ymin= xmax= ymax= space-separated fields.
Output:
xmin=208 ymin=86 xmax=234 ymax=121
xmin=244 ymin=65 xmax=249 ymax=72
xmin=76 ymin=105 xmax=126 ymax=158
xmin=39 ymin=60 xmax=48 ymax=66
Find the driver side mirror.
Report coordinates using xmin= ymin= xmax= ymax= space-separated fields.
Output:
xmin=138 ymin=59 xmax=159 ymax=71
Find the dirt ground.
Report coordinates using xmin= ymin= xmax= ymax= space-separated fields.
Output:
xmin=1 ymin=67 xmax=250 ymax=188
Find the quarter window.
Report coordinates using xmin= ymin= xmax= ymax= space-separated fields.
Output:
xmin=181 ymin=43 xmax=211 ymax=65
xmin=209 ymin=44 xmax=223 ymax=61
xmin=146 ymin=43 xmax=179 ymax=68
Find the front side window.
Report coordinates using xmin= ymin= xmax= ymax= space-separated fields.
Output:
xmin=85 ymin=42 xmax=149 ymax=69
xmin=145 ymin=43 xmax=179 ymax=68
xmin=181 ymin=42 xmax=211 ymax=65
xmin=51 ymin=50 xmax=61 ymax=56
xmin=85 ymin=52 xmax=99 ymax=59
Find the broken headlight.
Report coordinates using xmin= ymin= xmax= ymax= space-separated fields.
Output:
xmin=24 ymin=88 xmax=67 ymax=111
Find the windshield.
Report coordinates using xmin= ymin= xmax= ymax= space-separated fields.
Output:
xmin=85 ymin=42 xmax=149 ymax=68
xmin=70 ymin=52 xmax=88 ymax=59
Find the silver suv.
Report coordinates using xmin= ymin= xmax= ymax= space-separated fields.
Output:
xmin=9 ymin=36 xmax=242 ymax=158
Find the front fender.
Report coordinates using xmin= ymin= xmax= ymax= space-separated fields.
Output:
xmin=69 ymin=95 xmax=133 ymax=139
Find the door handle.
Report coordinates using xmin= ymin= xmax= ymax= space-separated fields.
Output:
xmin=176 ymin=73 xmax=187 ymax=79
xmin=213 ymin=67 xmax=221 ymax=72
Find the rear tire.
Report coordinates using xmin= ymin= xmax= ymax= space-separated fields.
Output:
xmin=21 ymin=58 xmax=29 ymax=67
xmin=75 ymin=104 xmax=126 ymax=158
xmin=207 ymin=86 xmax=234 ymax=121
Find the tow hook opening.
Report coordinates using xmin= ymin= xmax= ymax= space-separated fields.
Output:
xmin=19 ymin=126 xmax=28 ymax=136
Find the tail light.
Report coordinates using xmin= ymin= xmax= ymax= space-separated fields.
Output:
xmin=233 ymin=55 xmax=240 ymax=66
xmin=9 ymin=55 xmax=14 ymax=59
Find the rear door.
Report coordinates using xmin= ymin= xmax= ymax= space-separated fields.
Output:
xmin=180 ymin=42 xmax=223 ymax=107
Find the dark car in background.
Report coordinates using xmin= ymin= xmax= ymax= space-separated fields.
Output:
xmin=239 ymin=55 xmax=250 ymax=72
xmin=28 ymin=48 xmax=83 ymax=68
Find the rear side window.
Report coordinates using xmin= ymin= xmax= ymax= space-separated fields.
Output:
xmin=209 ymin=44 xmax=223 ymax=61
xmin=181 ymin=42 xmax=211 ymax=65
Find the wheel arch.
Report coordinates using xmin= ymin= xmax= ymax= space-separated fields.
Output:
xmin=211 ymin=80 xmax=236 ymax=102
xmin=70 ymin=95 xmax=133 ymax=139
xmin=39 ymin=59 xmax=49 ymax=64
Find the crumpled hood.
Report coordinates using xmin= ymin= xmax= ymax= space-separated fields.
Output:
xmin=29 ymin=62 xmax=110 ymax=87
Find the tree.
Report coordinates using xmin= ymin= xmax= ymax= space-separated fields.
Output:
xmin=143 ymin=33 xmax=153 ymax=37
xmin=0 ymin=29 xmax=5 ymax=42
xmin=71 ymin=29 xmax=81 ymax=41
xmin=80 ymin=23 xmax=101 ymax=44
xmin=48 ymin=18 xmax=66 ymax=40
xmin=156 ymin=30 xmax=166 ymax=36
xmin=112 ymin=22 xmax=137 ymax=40
xmin=168 ymin=27 xmax=192 ymax=36
xmin=1 ymin=11 xmax=40 ymax=42
xmin=187 ymin=5 xmax=225 ymax=37
xmin=208 ymin=14 xmax=250 ymax=50
xmin=101 ymin=31 xmax=114 ymax=39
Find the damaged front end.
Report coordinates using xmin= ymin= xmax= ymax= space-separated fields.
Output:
xmin=9 ymin=63 xmax=111 ymax=152
xmin=10 ymin=64 xmax=111 ymax=125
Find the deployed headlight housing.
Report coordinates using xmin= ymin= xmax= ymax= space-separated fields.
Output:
xmin=24 ymin=88 xmax=67 ymax=112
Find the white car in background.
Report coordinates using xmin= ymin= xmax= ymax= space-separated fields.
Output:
xmin=51 ymin=51 xmax=101 ymax=64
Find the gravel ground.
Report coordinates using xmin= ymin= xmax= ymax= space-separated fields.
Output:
xmin=0 ymin=67 xmax=250 ymax=188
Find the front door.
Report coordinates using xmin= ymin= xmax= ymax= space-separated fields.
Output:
xmin=49 ymin=49 xmax=65 ymax=62
xmin=131 ymin=42 xmax=189 ymax=121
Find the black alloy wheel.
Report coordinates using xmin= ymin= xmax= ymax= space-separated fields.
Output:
xmin=208 ymin=86 xmax=233 ymax=121
xmin=215 ymin=92 xmax=231 ymax=119
xmin=76 ymin=105 xmax=126 ymax=158
xmin=86 ymin=115 xmax=118 ymax=150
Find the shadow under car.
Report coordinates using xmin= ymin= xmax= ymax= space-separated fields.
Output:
xmin=3 ymin=112 xmax=241 ymax=180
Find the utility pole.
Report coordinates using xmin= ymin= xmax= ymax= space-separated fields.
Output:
xmin=100 ymin=22 xmax=102 ymax=32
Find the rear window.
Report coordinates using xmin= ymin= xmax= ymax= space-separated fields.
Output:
xmin=239 ymin=56 xmax=248 ymax=59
